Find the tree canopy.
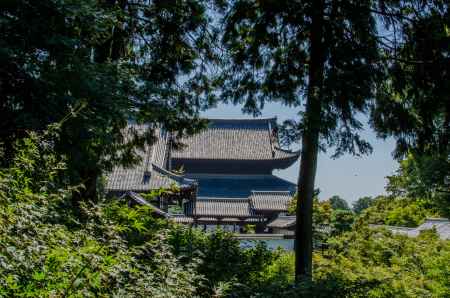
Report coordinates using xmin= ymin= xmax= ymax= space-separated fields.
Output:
xmin=372 ymin=0 xmax=449 ymax=159
xmin=387 ymin=153 xmax=450 ymax=217
xmin=220 ymin=0 xmax=383 ymax=278
xmin=329 ymin=195 xmax=351 ymax=211
xmin=353 ymin=196 xmax=374 ymax=214
xmin=0 ymin=0 xmax=217 ymax=201
xmin=219 ymin=0 xmax=449 ymax=278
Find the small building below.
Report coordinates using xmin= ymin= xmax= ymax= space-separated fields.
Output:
xmin=370 ymin=218 xmax=450 ymax=240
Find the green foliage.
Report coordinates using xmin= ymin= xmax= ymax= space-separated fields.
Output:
xmin=387 ymin=153 xmax=450 ymax=217
xmin=372 ymin=1 xmax=449 ymax=159
xmin=331 ymin=209 xmax=355 ymax=234
xmin=221 ymin=0 xmax=381 ymax=156
xmin=0 ymin=133 xmax=202 ymax=297
xmin=249 ymin=228 xmax=450 ymax=298
xmin=358 ymin=196 xmax=436 ymax=227
xmin=329 ymin=195 xmax=351 ymax=211
xmin=221 ymin=1 xmax=383 ymax=276
xmin=353 ymin=196 xmax=375 ymax=214
xmin=261 ymin=251 xmax=295 ymax=287
xmin=313 ymin=227 xmax=450 ymax=298
xmin=288 ymin=195 xmax=332 ymax=241
xmin=1 ymin=1 xmax=449 ymax=296
xmin=0 ymin=0 xmax=216 ymax=200
xmin=313 ymin=198 xmax=333 ymax=226
xmin=242 ymin=224 xmax=256 ymax=234
xmin=358 ymin=149 xmax=449 ymax=229
xmin=168 ymin=226 xmax=277 ymax=296
xmin=289 ymin=195 xmax=356 ymax=240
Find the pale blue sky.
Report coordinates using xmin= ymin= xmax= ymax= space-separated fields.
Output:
xmin=202 ymin=103 xmax=398 ymax=204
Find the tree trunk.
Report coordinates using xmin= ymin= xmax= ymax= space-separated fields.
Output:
xmin=95 ymin=0 xmax=128 ymax=63
xmin=71 ymin=0 xmax=127 ymax=203
xmin=71 ymin=168 xmax=99 ymax=207
xmin=295 ymin=0 xmax=325 ymax=281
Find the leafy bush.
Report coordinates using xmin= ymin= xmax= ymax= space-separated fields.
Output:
xmin=328 ymin=195 xmax=351 ymax=211
xmin=313 ymin=227 xmax=450 ymax=297
xmin=0 ymin=133 xmax=204 ymax=297
xmin=386 ymin=153 xmax=450 ymax=217
xmin=331 ymin=209 xmax=355 ymax=234
xmin=352 ymin=196 xmax=374 ymax=214
xmin=168 ymin=226 xmax=277 ymax=296
xmin=251 ymin=228 xmax=450 ymax=298
xmin=358 ymin=196 xmax=436 ymax=227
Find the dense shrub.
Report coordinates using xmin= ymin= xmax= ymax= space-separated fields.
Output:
xmin=0 ymin=133 xmax=202 ymax=297
xmin=314 ymin=227 xmax=450 ymax=297
xmin=358 ymin=196 xmax=437 ymax=227
xmin=250 ymin=228 xmax=450 ymax=298
xmin=352 ymin=196 xmax=375 ymax=214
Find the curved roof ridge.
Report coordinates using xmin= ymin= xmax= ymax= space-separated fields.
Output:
xmin=151 ymin=163 xmax=196 ymax=185
xmin=273 ymin=146 xmax=301 ymax=154
xmin=171 ymin=117 xmax=301 ymax=166
xmin=119 ymin=191 xmax=169 ymax=218
xmin=267 ymin=215 xmax=297 ymax=228
xmin=272 ymin=147 xmax=301 ymax=167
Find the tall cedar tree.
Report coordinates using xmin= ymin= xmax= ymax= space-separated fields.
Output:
xmin=0 ymin=0 xmax=216 ymax=202
xmin=221 ymin=0 xmax=382 ymax=278
xmin=372 ymin=1 xmax=449 ymax=210
xmin=373 ymin=1 xmax=449 ymax=158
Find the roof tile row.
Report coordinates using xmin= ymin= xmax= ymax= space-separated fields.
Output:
xmin=171 ymin=118 xmax=300 ymax=161
xmin=184 ymin=191 xmax=294 ymax=218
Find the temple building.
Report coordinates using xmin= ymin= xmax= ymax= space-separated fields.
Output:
xmin=106 ymin=118 xmax=300 ymax=231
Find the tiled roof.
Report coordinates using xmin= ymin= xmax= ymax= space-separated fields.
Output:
xmin=106 ymin=120 xmax=298 ymax=199
xmin=153 ymin=130 xmax=169 ymax=168
xmin=172 ymin=118 xmax=300 ymax=162
xmin=171 ymin=215 xmax=260 ymax=224
xmin=414 ymin=218 xmax=450 ymax=239
xmin=182 ymin=190 xmax=293 ymax=220
xmin=267 ymin=216 xmax=296 ymax=228
xmin=106 ymin=164 xmax=194 ymax=192
xmin=371 ymin=218 xmax=450 ymax=240
xmin=189 ymin=174 xmax=296 ymax=198
xmin=105 ymin=125 xmax=194 ymax=193
xmin=185 ymin=198 xmax=257 ymax=218
xmin=171 ymin=215 xmax=194 ymax=224
xmin=273 ymin=147 xmax=299 ymax=159
xmin=249 ymin=191 xmax=294 ymax=212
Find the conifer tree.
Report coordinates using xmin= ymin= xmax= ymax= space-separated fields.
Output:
xmin=221 ymin=0 xmax=382 ymax=279
xmin=0 ymin=0 xmax=216 ymax=201
xmin=372 ymin=0 xmax=449 ymax=159
xmin=372 ymin=0 xmax=449 ymax=216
